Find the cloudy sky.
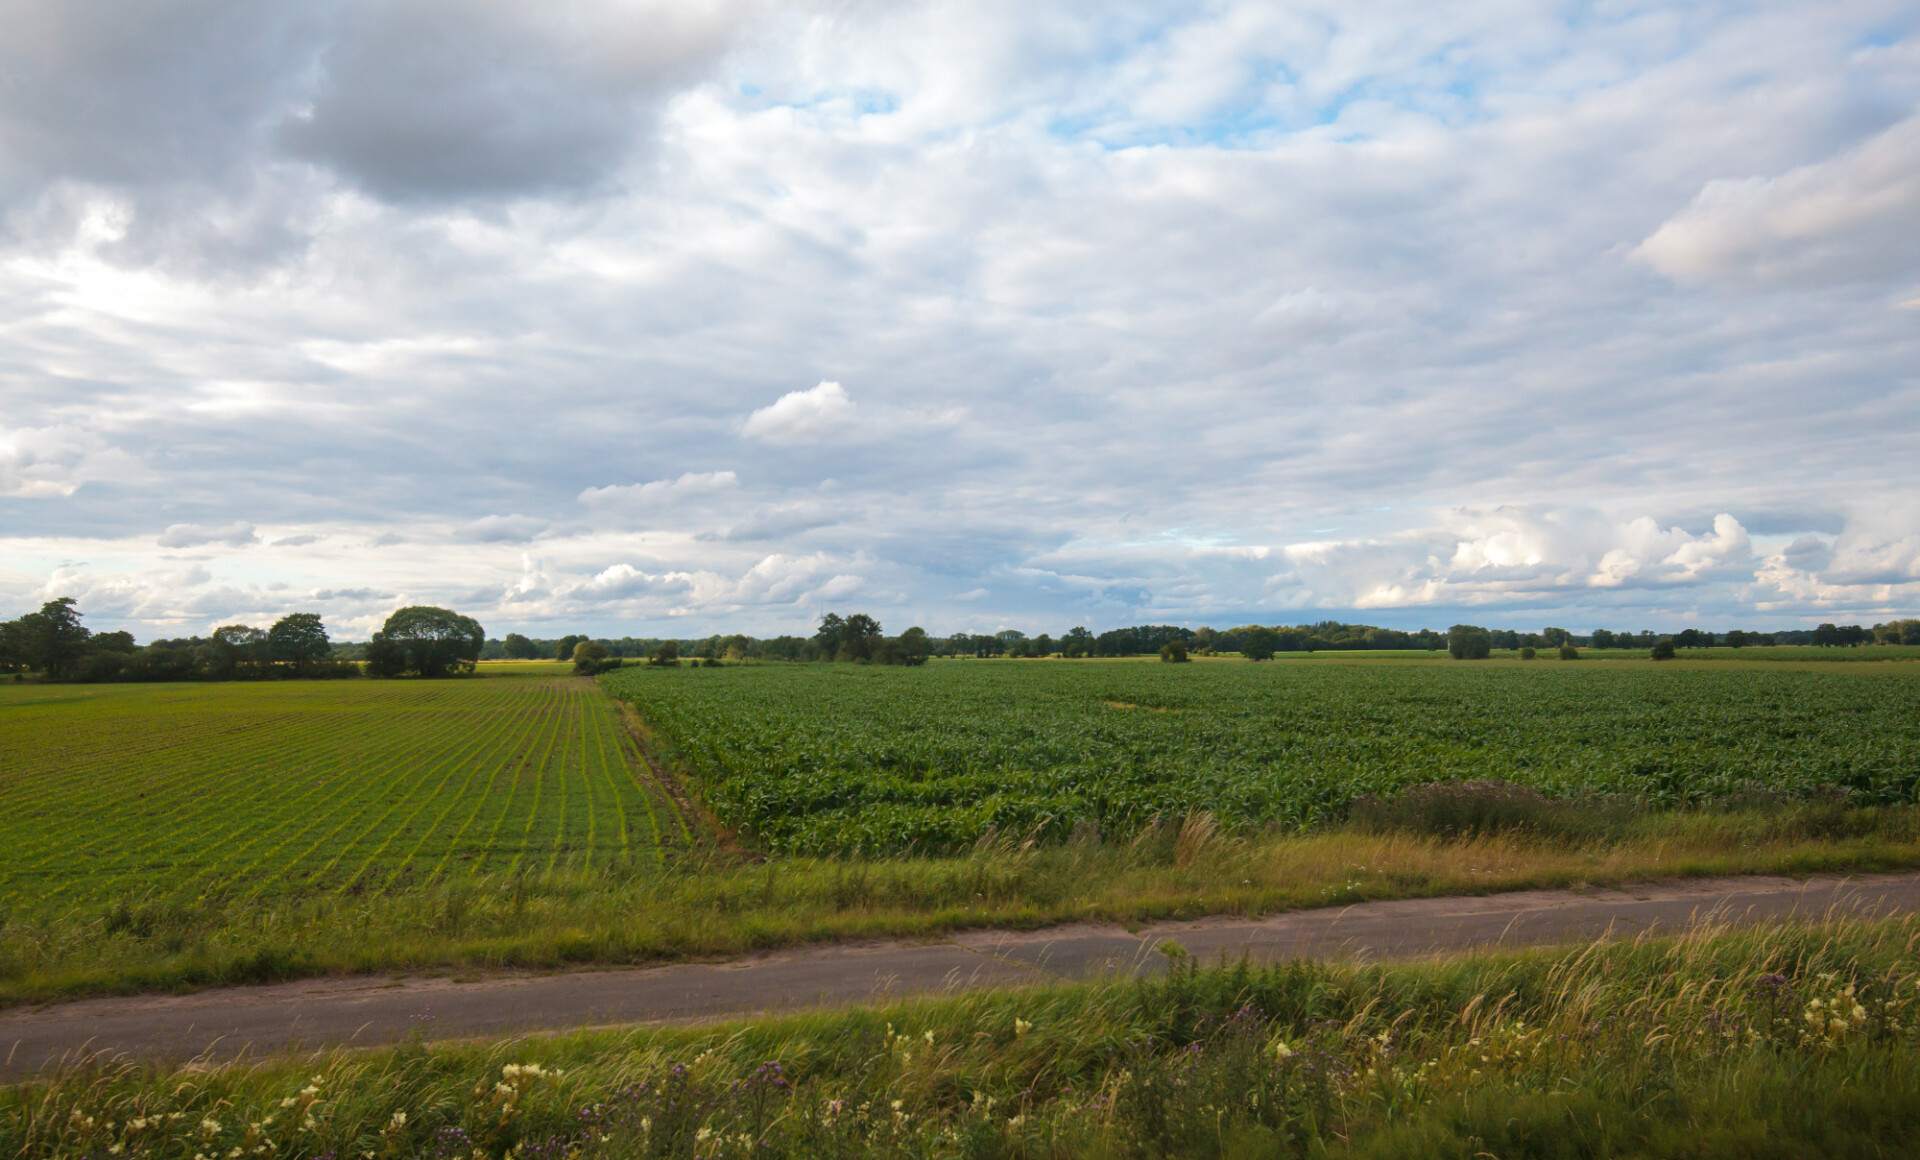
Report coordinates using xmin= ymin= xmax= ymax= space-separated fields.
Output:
xmin=2 ymin=0 xmax=1917 ymax=640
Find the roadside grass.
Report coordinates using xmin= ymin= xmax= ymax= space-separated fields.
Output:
xmin=6 ymin=801 xmax=1920 ymax=1007
xmin=10 ymin=912 xmax=1920 ymax=1158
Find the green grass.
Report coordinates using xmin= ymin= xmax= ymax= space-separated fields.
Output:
xmin=12 ymin=913 xmax=1920 ymax=1158
xmin=0 ymin=666 xmax=693 ymax=912
xmin=606 ymin=656 xmax=1920 ymax=854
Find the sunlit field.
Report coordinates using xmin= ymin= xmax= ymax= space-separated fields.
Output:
xmin=0 ymin=667 xmax=693 ymax=913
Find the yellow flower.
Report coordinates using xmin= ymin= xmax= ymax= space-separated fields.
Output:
xmin=1014 ymin=1018 xmax=1033 ymax=1037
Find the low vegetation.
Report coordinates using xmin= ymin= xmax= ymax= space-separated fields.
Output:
xmin=608 ymin=658 xmax=1920 ymax=854
xmin=10 ymin=913 xmax=1920 ymax=1158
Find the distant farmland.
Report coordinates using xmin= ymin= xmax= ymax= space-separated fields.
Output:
xmin=608 ymin=657 xmax=1920 ymax=855
xmin=0 ymin=667 xmax=691 ymax=913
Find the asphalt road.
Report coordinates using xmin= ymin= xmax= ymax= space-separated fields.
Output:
xmin=6 ymin=872 xmax=1917 ymax=1079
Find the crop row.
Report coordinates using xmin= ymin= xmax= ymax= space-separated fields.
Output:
xmin=0 ymin=674 xmax=685 ymax=912
xmin=606 ymin=660 xmax=1920 ymax=855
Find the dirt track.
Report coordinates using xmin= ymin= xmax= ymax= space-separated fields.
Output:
xmin=6 ymin=872 xmax=1918 ymax=1079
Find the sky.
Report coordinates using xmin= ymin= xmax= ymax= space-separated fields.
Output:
xmin=1 ymin=0 xmax=1917 ymax=641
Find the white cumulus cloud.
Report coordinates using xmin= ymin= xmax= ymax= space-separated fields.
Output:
xmin=739 ymin=382 xmax=856 ymax=445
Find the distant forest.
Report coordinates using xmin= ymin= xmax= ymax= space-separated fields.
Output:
xmin=3 ymin=595 xmax=1916 ymax=682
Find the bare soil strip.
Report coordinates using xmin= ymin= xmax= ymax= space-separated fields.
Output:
xmin=6 ymin=872 xmax=1918 ymax=1080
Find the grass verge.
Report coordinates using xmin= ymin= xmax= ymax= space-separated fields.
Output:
xmin=6 ymin=802 xmax=1920 ymax=1007
xmin=9 ymin=913 xmax=1920 ymax=1157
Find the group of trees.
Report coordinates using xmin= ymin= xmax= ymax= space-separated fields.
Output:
xmin=1 ymin=599 xmax=487 ymax=681
xmin=0 ymin=599 xmax=350 ymax=682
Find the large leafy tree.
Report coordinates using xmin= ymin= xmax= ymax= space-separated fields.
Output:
xmin=17 ymin=597 xmax=91 ymax=678
xmin=1447 ymin=624 xmax=1492 ymax=660
xmin=365 ymin=606 xmax=485 ymax=677
xmin=1240 ymin=626 xmax=1278 ymax=661
xmin=502 ymin=632 xmax=539 ymax=659
xmin=269 ymin=613 xmax=332 ymax=671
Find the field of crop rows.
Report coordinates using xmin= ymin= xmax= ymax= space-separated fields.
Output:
xmin=607 ymin=658 xmax=1920 ymax=855
xmin=0 ymin=668 xmax=691 ymax=912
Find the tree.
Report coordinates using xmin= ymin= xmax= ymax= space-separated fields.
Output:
xmin=502 ymin=632 xmax=539 ymax=660
xmin=554 ymin=634 xmax=588 ymax=662
xmin=832 ymin=613 xmax=883 ymax=662
xmin=1061 ymin=626 xmax=1094 ymax=658
xmin=1541 ymin=627 xmax=1571 ymax=648
xmin=17 ymin=597 xmax=91 ymax=678
xmin=1158 ymin=639 xmax=1190 ymax=663
xmin=365 ymin=606 xmax=485 ymax=677
xmin=1240 ymin=626 xmax=1278 ymax=661
xmin=647 ymin=640 xmax=681 ymax=667
xmin=1650 ymin=639 xmax=1676 ymax=660
xmin=813 ymin=613 xmax=846 ymax=659
xmin=1590 ymin=629 xmax=1617 ymax=650
xmin=1558 ymin=644 xmax=1580 ymax=660
xmin=269 ymin=613 xmax=332 ymax=671
xmin=205 ymin=625 xmax=268 ymax=680
xmin=92 ymin=630 xmax=137 ymax=654
xmin=894 ymin=626 xmax=930 ymax=666
xmin=1447 ymin=625 xmax=1491 ymax=660
xmin=572 ymin=640 xmax=611 ymax=674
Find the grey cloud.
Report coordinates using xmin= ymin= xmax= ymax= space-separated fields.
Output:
xmin=279 ymin=0 xmax=745 ymax=201
xmin=272 ymin=533 xmax=322 ymax=546
xmin=157 ymin=520 xmax=258 ymax=548
xmin=3 ymin=2 xmax=1918 ymax=637
xmin=312 ymin=586 xmax=391 ymax=600
xmin=0 ymin=1 xmax=316 ymax=204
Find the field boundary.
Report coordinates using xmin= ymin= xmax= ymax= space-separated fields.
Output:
xmin=609 ymin=688 xmax=755 ymax=861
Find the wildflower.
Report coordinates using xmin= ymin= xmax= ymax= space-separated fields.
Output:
xmin=389 ymin=1111 xmax=407 ymax=1129
xmin=1014 ymin=1018 xmax=1033 ymax=1037
xmin=280 ymin=1099 xmax=296 ymax=1109
xmin=639 ymin=1117 xmax=651 ymax=1133
xmin=696 ymin=1127 xmax=713 ymax=1143
xmin=924 ymin=1029 xmax=935 ymax=1046
xmin=109 ymin=1147 xmax=123 ymax=1156
xmin=202 ymin=1118 xmax=224 ymax=1136
xmin=1273 ymin=1040 xmax=1294 ymax=1059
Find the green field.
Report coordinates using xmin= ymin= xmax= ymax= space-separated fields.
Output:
xmin=0 ymin=666 xmax=691 ymax=912
xmin=608 ymin=657 xmax=1920 ymax=854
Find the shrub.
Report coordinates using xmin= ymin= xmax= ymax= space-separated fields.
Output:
xmin=1558 ymin=645 xmax=1579 ymax=660
xmin=1651 ymin=640 xmax=1677 ymax=660
xmin=1159 ymin=639 xmax=1190 ymax=663
xmin=647 ymin=640 xmax=681 ymax=668
xmin=1519 ymin=647 xmax=1536 ymax=660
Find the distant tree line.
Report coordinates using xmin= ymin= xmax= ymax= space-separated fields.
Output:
xmin=1 ymin=600 xmax=489 ymax=681
xmin=0 ymin=599 xmax=353 ymax=682
xmin=466 ymin=614 xmax=1920 ymax=669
